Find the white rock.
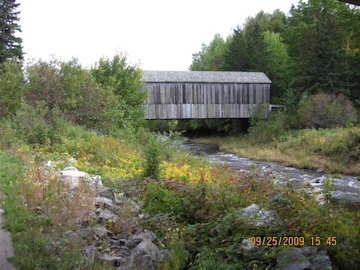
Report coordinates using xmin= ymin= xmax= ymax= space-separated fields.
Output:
xmin=238 ymin=203 xmax=279 ymax=227
xmin=63 ymin=166 xmax=79 ymax=171
xmin=59 ymin=169 xmax=89 ymax=187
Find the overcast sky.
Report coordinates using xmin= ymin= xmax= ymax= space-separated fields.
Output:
xmin=18 ymin=0 xmax=300 ymax=71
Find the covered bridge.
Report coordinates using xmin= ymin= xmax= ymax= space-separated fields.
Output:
xmin=141 ymin=71 xmax=272 ymax=120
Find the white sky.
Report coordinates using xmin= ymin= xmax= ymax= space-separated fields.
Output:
xmin=18 ymin=0 xmax=300 ymax=71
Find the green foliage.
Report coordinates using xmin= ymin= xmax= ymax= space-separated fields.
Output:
xmin=284 ymin=0 xmax=360 ymax=99
xmin=249 ymin=106 xmax=288 ymax=144
xmin=91 ymin=53 xmax=148 ymax=130
xmin=0 ymin=55 xmax=148 ymax=140
xmin=223 ymin=10 xmax=287 ymax=73
xmin=190 ymin=34 xmax=227 ymax=71
xmin=142 ymin=133 xmax=163 ymax=179
xmin=0 ymin=150 xmax=114 ymax=270
xmin=0 ymin=59 xmax=24 ymax=118
xmin=146 ymin=120 xmax=180 ymax=133
xmin=189 ymin=0 xmax=360 ymax=125
xmin=12 ymin=101 xmax=51 ymax=144
xmin=298 ymin=93 xmax=358 ymax=129
xmin=322 ymin=176 xmax=335 ymax=202
xmin=262 ymin=31 xmax=292 ymax=103
xmin=273 ymin=127 xmax=360 ymax=172
xmin=137 ymin=160 xmax=360 ymax=269
xmin=24 ymin=58 xmax=109 ymax=130
xmin=0 ymin=121 xmax=19 ymax=149
xmin=0 ymin=0 xmax=22 ymax=65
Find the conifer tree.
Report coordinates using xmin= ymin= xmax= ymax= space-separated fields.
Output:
xmin=0 ymin=0 xmax=22 ymax=65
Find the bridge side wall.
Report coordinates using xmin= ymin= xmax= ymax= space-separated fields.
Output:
xmin=142 ymin=82 xmax=270 ymax=119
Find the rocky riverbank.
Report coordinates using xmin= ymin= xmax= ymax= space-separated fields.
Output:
xmin=34 ymin=158 xmax=333 ymax=269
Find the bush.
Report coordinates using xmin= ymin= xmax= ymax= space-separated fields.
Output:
xmin=0 ymin=59 xmax=24 ymax=118
xmin=298 ymin=93 xmax=358 ymax=129
xmin=248 ymin=106 xmax=289 ymax=144
xmin=142 ymin=134 xmax=163 ymax=179
xmin=91 ymin=53 xmax=148 ymax=131
xmin=24 ymin=59 xmax=109 ymax=131
xmin=12 ymin=101 xmax=51 ymax=144
xmin=20 ymin=56 xmax=147 ymax=136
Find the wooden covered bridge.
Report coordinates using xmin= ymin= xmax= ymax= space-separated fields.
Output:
xmin=141 ymin=71 xmax=272 ymax=120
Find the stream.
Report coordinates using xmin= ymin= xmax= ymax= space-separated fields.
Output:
xmin=183 ymin=141 xmax=360 ymax=212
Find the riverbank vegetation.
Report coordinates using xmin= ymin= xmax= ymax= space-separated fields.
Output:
xmin=192 ymin=125 xmax=360 ymax=176
xmin=0 ymin=0 xmax=360 ymax=269
xmin=1 ymin=118 xmax=360 ymax=269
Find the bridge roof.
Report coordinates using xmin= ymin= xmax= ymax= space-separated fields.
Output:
xmin=142 ymin=71 xmax=271 ymax=84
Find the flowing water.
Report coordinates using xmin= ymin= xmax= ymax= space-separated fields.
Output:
xmin=183 ymin=141 xmax=360 ymax=211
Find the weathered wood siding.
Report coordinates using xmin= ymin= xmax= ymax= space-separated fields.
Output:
xmin=142 ymin=82 xmax=270 ymax=119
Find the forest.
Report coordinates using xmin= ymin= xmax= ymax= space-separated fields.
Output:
xmin=170 ymin=0 xmax=360 ymax=135
xmin=0 ymin=0 xmax=359 ymax=269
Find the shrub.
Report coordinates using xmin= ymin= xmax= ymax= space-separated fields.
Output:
xmin=298 ymin=93 xmax=358 ymax=129
xmin=91 ymin=53 xmax=148 ymax=131
xmin=142 ymin=134 xmax=163 ymax=179
xmin=12 ymin=101 xmax=51 ymax=144
xmin=0 ymin=122 xmax=19 ymax=149
xmin=24 ymin=59 xmax=109 ymax=131
xmin=248 ymin=106 xmax=289 ymax=144
xmin=0 ymin=59 xmax=24 ymax=118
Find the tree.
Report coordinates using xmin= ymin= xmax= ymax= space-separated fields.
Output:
xmin=190 ymin=34 xmax=227 ymax=71
xmin=223 ymin=10 xmax=287 ymax=72
xmin=24 ymin=59 xmax=110 ymax=130
xmin=284 ymin=0 xmax=359 ymax=97
xmin=0 ymin=0 xmax=22 ymax=65
xmin=91 ymin=53 xmax=148 ymax=130
xmin=262 ymin=31 xmax=292 ymax=102
xmin=0 ymin=59 xmax=24 ymax=118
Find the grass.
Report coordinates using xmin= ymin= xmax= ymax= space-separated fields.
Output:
xmin=191 ymin=127 xmax=360 ymax=175
xmin=0 ymin=149 xmax=113 ymax=270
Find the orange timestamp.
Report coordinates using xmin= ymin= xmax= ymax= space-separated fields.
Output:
xmin=250 ymin=236 xmax=337 ymax=246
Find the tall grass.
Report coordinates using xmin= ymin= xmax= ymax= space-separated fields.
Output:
xmin=193 ymin=126 xmax=360 ymax=175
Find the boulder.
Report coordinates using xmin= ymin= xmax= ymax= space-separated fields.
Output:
xmin=237 ymin=204 xmax=279 ymax=227
xmin=59 ymin=167 xmax=89 ymax=188
xmin=96 ymin=185 xmax=116 ymax=201
xmin=100 ymin=253 xmax=124 ymax=267
xmin=301 ymin=247 xmax=332 ymax=270
xmin=93 ymin=226 xmax=113 ymax=239
xmin=288 ymin=178 xmax=312 ymax=189
xmin=277 ymin=247 xmax=332 ymax=270
xmin=277 ymin=248 xmax=313 ymax=270
xmin=132 ymin=230 xmax=157 ymax=243
xmin=87 ymin=175 xmax=103 ymax=187
xmin=96 ymin=208 xmax=119 ymax=223
xmin=95 ymin=197 xmax=114 ymax=211
xmin=159 ymin=249 xmax=172 ymax=264
xmin=118 ymin=239 xmax=162 ymax=270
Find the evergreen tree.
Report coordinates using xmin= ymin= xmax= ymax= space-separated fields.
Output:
xmin=284 ymin=0 xmax=358 ymax=97
xmin=223 ymin=10 xmax=287 ymax=72
xmin=0 ymin=0 xmax=23 ymax=65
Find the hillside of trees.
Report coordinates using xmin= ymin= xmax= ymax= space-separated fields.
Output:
xmin=177 ymin=0 xmax=359 ymax=134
